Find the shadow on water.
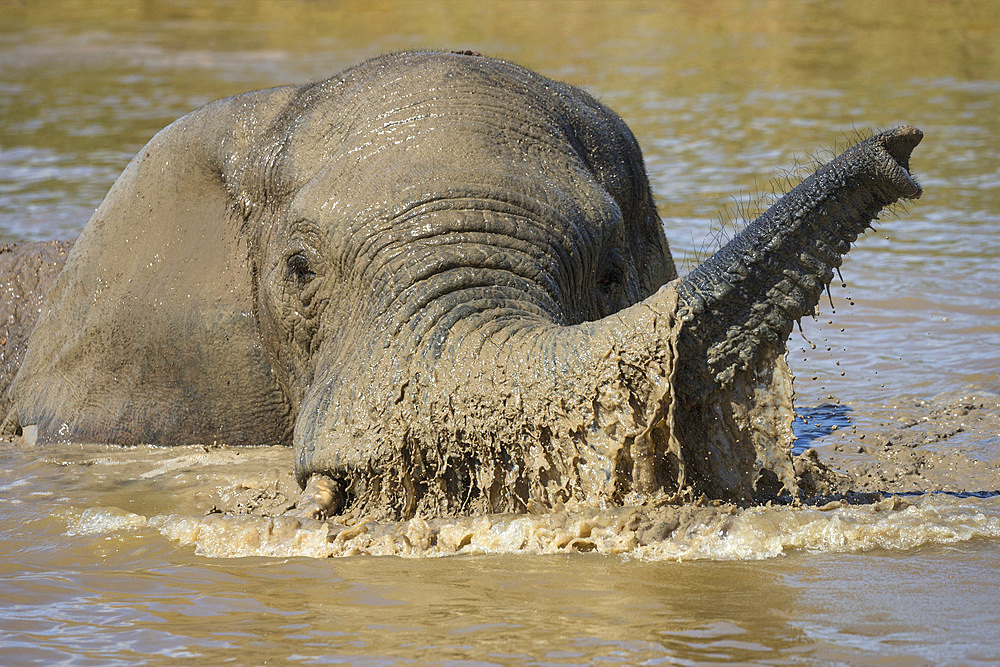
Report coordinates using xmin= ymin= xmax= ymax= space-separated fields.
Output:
xmin=891 ymin=489 xmax=1000 ymax=500
xmin=792 ymin=403 xmax=852 ymax=453
xmin=787 ymin=489 xmax=1000 ymax=508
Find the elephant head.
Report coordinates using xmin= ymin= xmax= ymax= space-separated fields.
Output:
xmin=6 ymin=52 xmax=922 ymax=519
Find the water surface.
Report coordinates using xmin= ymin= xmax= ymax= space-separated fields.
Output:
xmin=2 ymin=1 xmax=999 ymax=664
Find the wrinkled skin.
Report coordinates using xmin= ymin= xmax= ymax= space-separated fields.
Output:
xmin=1 ymin=52 xmax=923 ymax=520
xmin=0 ymin=241 xmax=74 ymax=403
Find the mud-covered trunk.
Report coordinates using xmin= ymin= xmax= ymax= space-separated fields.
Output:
xmin=482 ymin=127 xmax=922 ymax=507
xmin=295 ymin=283 xmax=689 ymax=519
xmin=436 ymin=282 xmax=797 ymax=510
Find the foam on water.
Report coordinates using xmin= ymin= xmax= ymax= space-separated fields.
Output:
xmin=62 ymin=494 xmax=1000 ymax=561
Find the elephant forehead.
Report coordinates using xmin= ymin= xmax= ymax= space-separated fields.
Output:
xmin=288 ymin=150 xmax=622 ymax=232
xmin=303 ymin=53 xmax=585 ymax=154
xmin=276 ymin=53 xmax=636 ymax=208
xmin=287 ymin=102 xmax=598 ymax=216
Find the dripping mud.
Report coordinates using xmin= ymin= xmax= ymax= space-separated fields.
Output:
xmin=10 ymin=388 xmax=999 ymax=561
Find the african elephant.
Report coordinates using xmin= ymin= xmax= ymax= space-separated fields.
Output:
xmin=1 ymin=51 xmax=922 ymax=520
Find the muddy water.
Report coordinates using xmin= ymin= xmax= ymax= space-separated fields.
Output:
xmin=2 ymin=1 xmax=1000 ymax=664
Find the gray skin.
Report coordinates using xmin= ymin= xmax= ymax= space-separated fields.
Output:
xmin=0 ymin=241 xmax=73 ymax=402
xmin=1 ymin=51 xmax=923 ymax=520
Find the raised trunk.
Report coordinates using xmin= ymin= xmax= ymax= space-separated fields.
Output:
xmin=675 ymin=126 xmax=923 ymax=389
xmin=670 ymin=126 xmax=923 ymax=499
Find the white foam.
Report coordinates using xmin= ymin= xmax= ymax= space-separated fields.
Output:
xmin=60 ymin=495 xmax=1000 ymax=561
xmin=64 ymin=506 xmax=149 ymax=535
xmin=634 ymin=496 xmax=1000 ymax=561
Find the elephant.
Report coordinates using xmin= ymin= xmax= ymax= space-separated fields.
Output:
xmin=0 ymin=51 xmax=923 ymax=520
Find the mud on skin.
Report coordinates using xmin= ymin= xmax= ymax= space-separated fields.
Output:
xmin=0 ymin=51 xmax=928 ymax=520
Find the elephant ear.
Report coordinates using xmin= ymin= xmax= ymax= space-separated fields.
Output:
xmin=8 ymin=88 xmax=297 ymax=446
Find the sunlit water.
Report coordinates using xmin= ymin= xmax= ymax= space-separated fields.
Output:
xmin=2 ymin=1 xmax=999 ymax=664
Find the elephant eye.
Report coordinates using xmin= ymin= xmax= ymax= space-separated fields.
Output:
xmin=597 ymin=268 xmax=622 ymax=294
xmin=597 ymin=246 xmax=627 ymax=296
xmin=287 ymin=252 xmax=316 ymax=285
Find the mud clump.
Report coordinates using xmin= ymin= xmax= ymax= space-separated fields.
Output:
xmin=206 ymin=480 xmax=297 ymax=517
xmin=792 ymin=447 xmax=848 ymax=498
xmin=797 ymin=390 xmax=1000 ymax=497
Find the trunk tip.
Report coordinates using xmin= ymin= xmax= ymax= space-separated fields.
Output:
xmin=875 ymin=125 xmax=923 ymax=200
xmin=882 ymin=125 xmax=923 ymax=170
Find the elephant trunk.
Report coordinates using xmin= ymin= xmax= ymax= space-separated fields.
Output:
xmin=669 ymin=125 xmax=923 ymax=500
xmin=675 ymin=126 xmax=923 ymax=391
xmin=294 ymin=285 xmax=687 ymax=518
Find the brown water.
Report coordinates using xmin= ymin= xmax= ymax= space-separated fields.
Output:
xmin=2 ymin=1 xmax=1000 ymax=663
